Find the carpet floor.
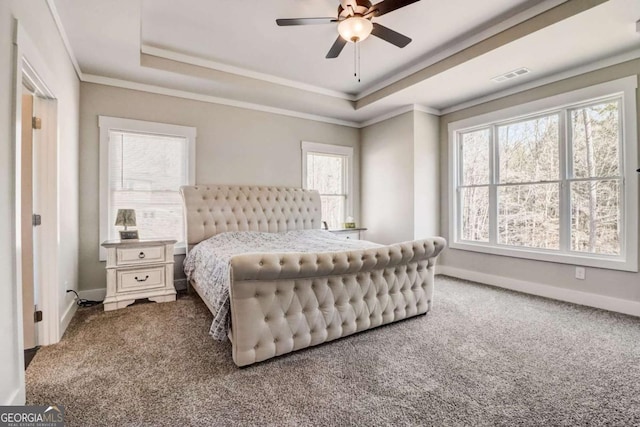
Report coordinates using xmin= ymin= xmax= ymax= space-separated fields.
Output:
xmin=26 ymin=276 xmax=640 ymax=426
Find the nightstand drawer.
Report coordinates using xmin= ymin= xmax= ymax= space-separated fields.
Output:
xmin=117 ymin=267 xmax=165 ymax=292
xmin=117 ymin=246 xmax=165 ymax=265
xmin=102 ymin=238 xmax=177 ymax=311
xmin=332 ymin=231 xmax=360 ymax=240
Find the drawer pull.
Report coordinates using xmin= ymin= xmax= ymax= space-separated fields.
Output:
xmin=138 ymin=252 xmax=146 ymax=259
xmin=135 ymin=275 xmax=149 ymax=282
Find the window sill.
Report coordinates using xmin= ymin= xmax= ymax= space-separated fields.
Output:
xmin=449 ymin=241 xmax=638 ymax=272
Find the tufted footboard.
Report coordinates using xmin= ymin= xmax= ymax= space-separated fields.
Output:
xmin=228 ymin=237 xmax=446 ymax=366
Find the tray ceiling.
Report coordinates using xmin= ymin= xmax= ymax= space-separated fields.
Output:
xmin=52 ymin=0 xmax=640 ymax=124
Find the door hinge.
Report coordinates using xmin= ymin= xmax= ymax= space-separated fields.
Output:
xmin=32 ymin=117 xmax=42 ymax=130
xmin=34 ymin=310 xmax=43 ymax=323
xmin=32 ymin=214 xmax=42 ymax=226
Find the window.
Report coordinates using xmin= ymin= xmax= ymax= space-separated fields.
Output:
xmin=301 ymin=141 xmax=353 ymax=229
xmin=99 ymin=117 xmax=196 ymax=259
xmin=449 ymin=77 xmax=638 ymax=271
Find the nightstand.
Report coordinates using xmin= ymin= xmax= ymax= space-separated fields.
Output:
xmin=101 ymin=239 xmax=177 ymax=311
xmin=329 ymin=227 xmax=367 ymax=240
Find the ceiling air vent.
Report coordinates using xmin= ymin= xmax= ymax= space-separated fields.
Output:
xmin=491 ymin=67 xmax=531 ymax=83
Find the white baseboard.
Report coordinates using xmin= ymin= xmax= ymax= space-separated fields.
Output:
xmin=79 ymin=288 xmax=106 ymax=302
xmin=79 ymin=281 xmax=186 ymax=301
xmin=437 ymin=265 xmax=640 ymax=317
xmin=59 ymin=298 xmax=77 ymax=340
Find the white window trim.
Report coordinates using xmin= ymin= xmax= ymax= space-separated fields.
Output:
xmin=301 ymin=141 xmax=354 ymax=223
xmin=448 ymin=76 xmax=638 ymax=272
xmin=98 ymin=116 xmax=196 ymax=261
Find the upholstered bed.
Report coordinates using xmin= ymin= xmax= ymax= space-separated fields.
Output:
xmin=180 ymin=185 xmax=446 ymax=366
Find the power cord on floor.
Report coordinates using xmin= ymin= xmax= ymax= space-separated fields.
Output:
xmin=66 ymin=289 xmax=103 ymax=307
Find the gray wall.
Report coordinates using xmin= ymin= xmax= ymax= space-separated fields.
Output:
xmin=79 ymin=82 xmax=360 ymax=292
xmin=361 ymin=112 xmax=415 ymax=244
xmin=360 ymin=110 xmax=440 ymax=245
xmin=439 ymin=59 xmax=640 ymax=303
xmin=1 ymin=0 xmax=80 ymax=404
xmin=413 ymin=111 xmax=440 ymax=239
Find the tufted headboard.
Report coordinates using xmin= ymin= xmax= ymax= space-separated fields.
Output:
xmin=180 ymin=185 xmax=322 ymax=250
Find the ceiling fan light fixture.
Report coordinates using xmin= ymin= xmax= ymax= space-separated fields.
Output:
xmin=338 ymin=16 xmax=373 ymax=43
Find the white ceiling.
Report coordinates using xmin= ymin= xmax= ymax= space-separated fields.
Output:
xmin=140 ymin=0 xmax=536 ymax=95
xmin=383 ymin=0 xmax=640 ymax=111
xmin=53 ymin=0 xmax=640 ymax=125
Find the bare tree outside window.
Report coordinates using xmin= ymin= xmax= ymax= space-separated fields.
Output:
xmin=499 ymin=184 xmax=560 ymax=249
xmin=498 ymin=115 xmax=560 ymax=249
xmin=456 ymin=97 xmax=623 ymax=257
xmin=460 ymin=129 xmax=490 ymax=241
xmin=461 ymin=187 xmax=489 ymax=241
xmin=306 ymin=153 xmax=347 ymax=229
xmin=570 ymin=101 xmax=621 ymax=255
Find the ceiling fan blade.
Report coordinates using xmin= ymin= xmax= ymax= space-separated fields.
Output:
xmin=276 ymin=18 xmax=337 ymax=26
xmin=371 ymin=0 xmax=420 ymax=16
xmin=340 ymin=0 xmax=358 ymax=15
xmin=371 ymin=23 xmax=412 ymax=47
xmin=326 ymin=36 xmax=348 ymax=59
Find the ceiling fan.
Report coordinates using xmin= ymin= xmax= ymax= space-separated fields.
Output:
xmin=276 ymin=0 xmax=420 ymax=59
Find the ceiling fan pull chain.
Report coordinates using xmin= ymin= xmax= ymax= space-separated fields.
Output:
xmin=353 ymin=42 xmax=361 ymax=83
xmin=358 ymin=42 xmax=361 ymax=83
xmin=354 ymin=42 xmax=357 ymax=79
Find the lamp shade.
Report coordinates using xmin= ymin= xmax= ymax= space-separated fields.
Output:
xmin=338 ymin=16 xmax=373 ymax=42
xmin=115 ymin=209 xmax=136 ymax=227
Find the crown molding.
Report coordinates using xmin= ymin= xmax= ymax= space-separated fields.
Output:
xmin=354 ymin=0 xmax=567 ymax=101
xmin=139 ymin=1 xmax=566 ymax=106
xmin=359 ymin=104 xmax=441 ymax=128
xmin=82 ymin=74 xmax=362 ymax=128
xmin=414 ymin=105 xmax=441 ymax=116
xmin=49 ymin=0 xmax=636 ymax=130
xmin=360 ymin=104 xmax=414 ymax=127
xmin=440 ymin=47 xmax=640 ymax=115
xmin=72 ymin=45 xmax=640 ymax=131
xmin=46 ymin=0 xmax=83 ymax=80
xmin=82 ymin=73 xmax=445 ymax=129
xmin=141 ymin=45 xmax=357 ymax=102
xmin=356 ymin=0 xmax=606 ymax=109
xmin=45 ymin=0 xmax=569 ymax=115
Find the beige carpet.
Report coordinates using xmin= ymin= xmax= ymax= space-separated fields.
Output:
xmin=26 ymin=276 xmax=640 ymax=426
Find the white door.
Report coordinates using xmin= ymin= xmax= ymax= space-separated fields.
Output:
xmin=21 ymin=89 xmax=46 ymax=351
xmin=20 ymin=87 xmax=37 ymax=350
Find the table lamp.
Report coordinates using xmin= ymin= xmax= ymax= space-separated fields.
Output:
xmin=115 ymin=209 xmax=139 ymax=240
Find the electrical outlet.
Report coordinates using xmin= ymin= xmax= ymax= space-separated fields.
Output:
xmin=575 ymin=267 xmax=586 ymax=280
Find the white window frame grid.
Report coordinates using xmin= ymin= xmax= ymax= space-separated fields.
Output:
xmin=301 ymin=141 xmax=354 ymax=226
xmin=448 ymin=76 xmax=638 ymax=272
xmin=99 ymin=116 xmax=196 ymax=261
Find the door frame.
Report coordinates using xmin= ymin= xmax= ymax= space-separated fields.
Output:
xmin=20 ymin=87 xmax=36 ymax=351
xmin=13 ymin=20 xmax=60 ymax=355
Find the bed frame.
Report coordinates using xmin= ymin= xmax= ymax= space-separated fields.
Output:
xmin=180 ymin=185 xmax=445 ymax=366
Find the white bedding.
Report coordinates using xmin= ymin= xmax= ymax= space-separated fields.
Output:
xmin=184 ymin=229 xmax=381 ymax=340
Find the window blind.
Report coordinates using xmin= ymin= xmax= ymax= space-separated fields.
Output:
xmin=108 ymin=130 xmax=188 ymax=244
xmin=306 ymin=152 xmax=347 ymax=229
